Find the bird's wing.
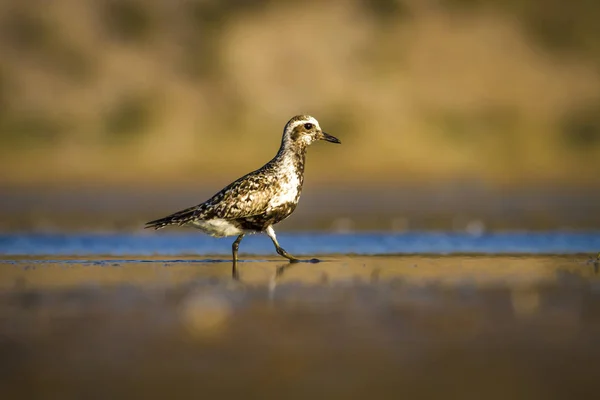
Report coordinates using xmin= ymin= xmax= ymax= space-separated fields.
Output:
xmin=145 ymin=169 xmax=279 ymax=229
xmin=202 ymin=173 xmax=278 ymax=220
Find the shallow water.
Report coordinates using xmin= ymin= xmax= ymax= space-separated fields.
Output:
xmin=2 ymin=231 xmax=600 ymax=256
xmin=1 ymin=252 xmax=599 ymax=399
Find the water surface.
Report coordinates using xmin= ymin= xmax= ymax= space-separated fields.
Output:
xmin=1 ymin=231 xmax=599 ymax=399
xmin=1 ymin=231 xmax=599 ymax=256
xmin=1 ymin=254 xmax=599 ymax=398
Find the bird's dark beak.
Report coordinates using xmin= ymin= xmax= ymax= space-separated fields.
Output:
xmin=320 ymin=132 xmax=341 ymax=144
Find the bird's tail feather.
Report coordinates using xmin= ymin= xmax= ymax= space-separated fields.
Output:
xmin=145 ymin=206 xmax=199 ymax=230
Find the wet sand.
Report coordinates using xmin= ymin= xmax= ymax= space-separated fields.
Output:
xmin=1 ymin=255 xmax=599 ymax=399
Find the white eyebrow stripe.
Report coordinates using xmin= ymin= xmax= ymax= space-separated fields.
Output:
xmin=288 ymin=116 xmax=320 ymax=131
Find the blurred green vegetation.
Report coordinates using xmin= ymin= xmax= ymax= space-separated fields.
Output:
xmin=2 ymin=6 xmax=93 ymax=81
xmin=0 ymin=0 xmax=599 ymax=187
xmin=102 ymin=0 xmax=156 ymax=44
xmin=361 ymin=0 xmax=412 ymax=23
xmin=0 ymin=112 xmax=67 ymax=148
xmin=103 ymin=92 xmax=158 ymax=143
xmin=560 ymin=101 xmax=600 ymax=150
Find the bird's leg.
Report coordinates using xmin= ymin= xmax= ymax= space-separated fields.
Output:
xmin=265 ymin=226 xmax=299 ymax=263
xmin=232 ymin=234 xmax=245 ymax=262
xmin=231 ymin=234 xmax=245 ymax=279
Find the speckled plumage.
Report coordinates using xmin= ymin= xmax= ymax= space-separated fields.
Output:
xmin=145 ymin=115 xmax=340 ymax=264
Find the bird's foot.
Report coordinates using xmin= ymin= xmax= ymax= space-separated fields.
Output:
xmin=276 ymin=247 xmax=300 ymax=263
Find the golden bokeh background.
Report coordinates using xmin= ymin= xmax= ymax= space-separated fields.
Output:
xmin=1 ymin=0 xmax=600 ymax=230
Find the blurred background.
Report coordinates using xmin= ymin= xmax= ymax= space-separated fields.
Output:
xmin=1 ymin=0 xmax=600 ymax=232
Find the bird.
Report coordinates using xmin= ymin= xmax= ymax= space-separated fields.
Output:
xmin=145 ymin=115 xmax=341 ymax=267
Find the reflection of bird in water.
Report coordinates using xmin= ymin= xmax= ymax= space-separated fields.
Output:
xmin=231 ymin=260 xmax=298 ymax=281
xmin=230 ymin=261 xmax=296 ymax=302
xmin=268 ymin=264 xmax=297 ymax=301
xmin=275 ymin=264 xmax=293 ymax=279
xmin=146 ymin=115 xmax=340 ymax=269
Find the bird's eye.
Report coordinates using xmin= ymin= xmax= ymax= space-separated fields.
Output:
xmin=304 ymin=123 xmax=313 ymax=130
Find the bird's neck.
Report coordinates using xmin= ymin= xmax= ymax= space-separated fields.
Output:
xmin=274 ymin=140 xmax=306 ymax=176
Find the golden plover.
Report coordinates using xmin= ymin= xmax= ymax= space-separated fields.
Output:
xmin=145 ymin=115 xmax=341 ymax=266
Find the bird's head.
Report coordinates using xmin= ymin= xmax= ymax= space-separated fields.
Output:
xmin=282 ymin=115 xmax=341 ymax=148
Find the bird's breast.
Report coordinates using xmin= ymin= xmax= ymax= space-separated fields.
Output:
xmin=268 ymin=172 xmax=302 ymax=210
